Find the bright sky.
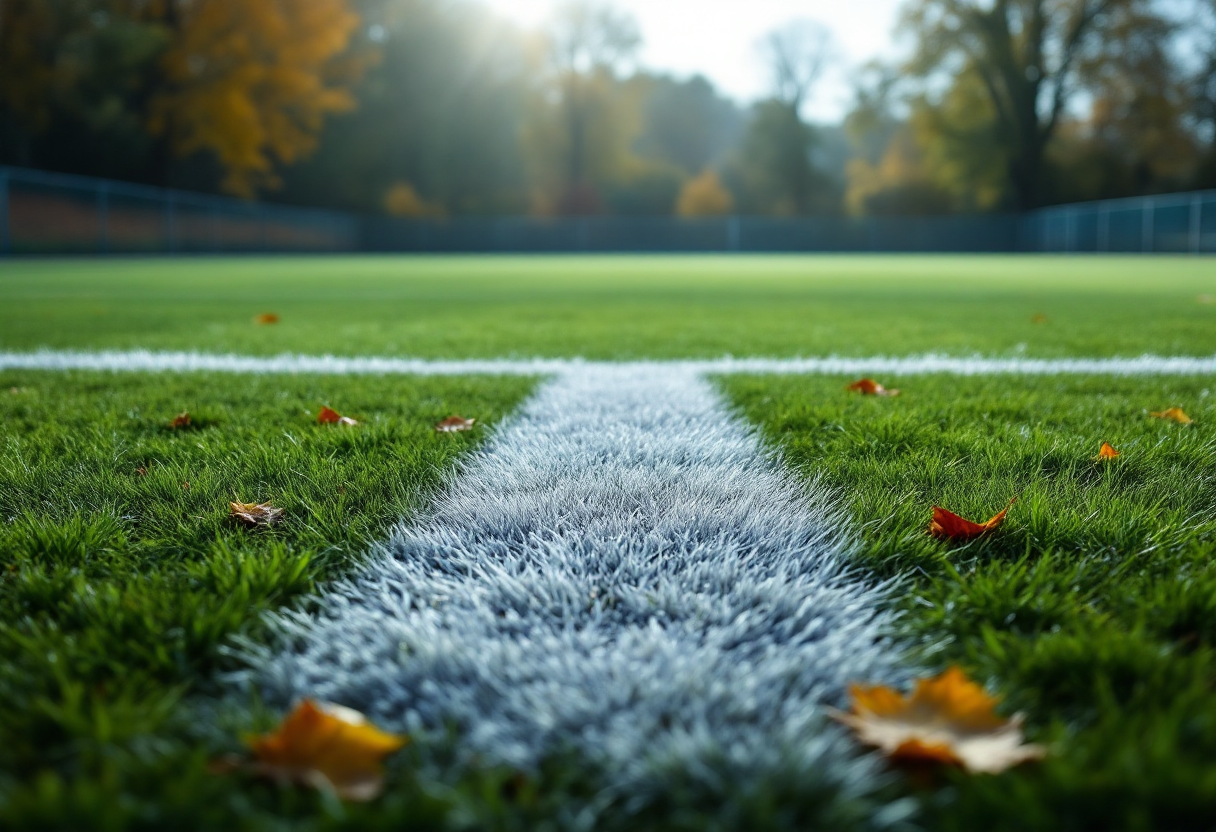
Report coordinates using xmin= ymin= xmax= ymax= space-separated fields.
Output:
xmin=482 ymin=0 xmax=907 ymax=121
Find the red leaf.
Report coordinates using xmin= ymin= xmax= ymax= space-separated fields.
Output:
xmin=847 ymin=379 xmax=900 ymax=397
xmin=929 ymin=499 xmax=1015 ymax=540
xmin=436 ymin=415 xmax=476 ymax=433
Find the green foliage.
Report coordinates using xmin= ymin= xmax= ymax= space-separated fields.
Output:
xmin=724 ymin=372 xmax=1216 ymax=829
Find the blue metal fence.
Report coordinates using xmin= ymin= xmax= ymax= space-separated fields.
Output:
xmin=1 ymin=164 xmax=1213 ymax=255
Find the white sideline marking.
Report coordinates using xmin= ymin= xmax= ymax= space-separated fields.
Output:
xmin=238 ymin=366 xmax=908 ymax=805
xmin=4 ymin=348 xmax=1216 ymax=375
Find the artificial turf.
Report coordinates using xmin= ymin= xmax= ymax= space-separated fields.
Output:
xmin=0 ymin=255 xmax=1214 ymax=359
xmin=722 ymin=373 xmax=1216 ymax=831
xmin=0 ymin=369 xmax=538 ymax=829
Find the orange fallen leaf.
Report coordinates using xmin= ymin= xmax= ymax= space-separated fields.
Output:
xmin=1150 ymin=407 xmax=1194 ymax=425
xmin=254 ymin=313 xmax=280 ymax=325
xmin=847 ymin=379 xmax=900 ymax=397
xmin=436 ymin=415 xmax=476 ymax=433
xmin=230 ymin=501 xmax=284 ymax=527
xmin=1031 ymin=313 xmax=1048 ymax=324
xmin=169 ymin=412 xmax=192 ymax=429
xmin=246 ymin=700 xmax=408 ymax=801
xmin=832 ymin=667 xmax=1046 ymax=774
xmin=318 ymin=406 xmax=359 ymax=426
xmin=929 ymin=499 xmax=1014 ymax=541
xmin=1097 ymin=442 xmax=1120 ymax=459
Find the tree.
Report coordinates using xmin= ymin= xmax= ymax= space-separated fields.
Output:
xmin=758 ymin=19 xmax=835 ymax=113
xmin=676 ymin=170 xmax=734 ymax=217
xmin=903 ymin=0 xmax=1171 ymax=209
xmin=544 ymin=0 xmax=641 ymax=213
xmin=149 ymin=0 xmax=367 ymax=197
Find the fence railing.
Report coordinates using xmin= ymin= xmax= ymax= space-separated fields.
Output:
xmin=1 ymin=164 xmax=1213 ymax=255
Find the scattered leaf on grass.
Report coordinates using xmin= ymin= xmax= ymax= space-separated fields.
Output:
xmin=318 ymin=406 xmax=359 ymax=426
xmin=1031 ymin=313 xmax=1048 ymax=324
xmin=169 ymin=411 xmax=192 ymax=429
xmin=929 ymin=499 xmax=1014 ymax=541
xmin=847 ymin=379 xmax=900 ymax=397
xmin=241 ymin=700 xmax=408 ymax=801
xmin=1150 ymin=407 xmax=1194 ymax=424
xmin=436 ymin=415 xmax=476 ymax=433
xmin=832 ymin=667 xmax=1046 ymax=774
xmin=182 ymin=481 xmax=190 ymax=491
xmin=1097 ymin=442 xmax=1120 ymax=459
xmin=135 ymin=466 xmax=148 ymax=477
xmin=9 ymin=387 xmax=20 ymax=395
xmin=230 ymin=501 xmax=284 ymax=527
xmin=254 ymin=313 xmax=280 ymax=325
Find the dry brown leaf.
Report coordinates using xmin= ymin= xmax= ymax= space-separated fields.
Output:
xmin=318 ymin=406 xmax=358 ymax=426
xmin=254 ymin=313 xmax=280 ymax=325
xmin=1031 ymin=313 xmax=1048 ymax=324
xmin=847 ymin=379 xmax=900 ymax=397
xmin=436 ymin=415 xmax=476 ymax=433
xmin=832 ymin=667 xmax=1046 ymax=774
xmin=246 ymin=700 xmax=408 ymax=801
xmin=1150 ymin=407 xmax=1194 ymax=425
xmin=928 ymin=499 xmax=1014 ymax=541
xmin=1097 ymin=442 xmax=1120 ymax=459
xmin=169 ymin=412 xmax=192 ymax=429
xmin=135 ymin=466 xmax=148 ymax=477
xmin=230 ymin=501 xmax=284 ymax=527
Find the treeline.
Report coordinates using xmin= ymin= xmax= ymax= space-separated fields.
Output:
xmin=2 ymin=0 xmax=1214 ymax=216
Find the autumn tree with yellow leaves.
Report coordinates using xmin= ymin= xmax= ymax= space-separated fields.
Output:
xmin=150 ymin=0 xmax=367 ymax=197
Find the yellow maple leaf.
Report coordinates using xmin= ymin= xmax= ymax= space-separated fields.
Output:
xmin=1150 ymin=407 xmax=1194 ymax=425
xmin=247 ymin=700 xmax=408 ymax=801
xmin=229 ymin=502 xmax=284 ymax=527
xmin=832 ymin=667 xmax=1045 ymax=774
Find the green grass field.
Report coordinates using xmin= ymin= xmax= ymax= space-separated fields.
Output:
xmin=1 ymin=255 xmax=1215 ymax=358
xmin=2 ymin=255 xmax=1215 ymax=830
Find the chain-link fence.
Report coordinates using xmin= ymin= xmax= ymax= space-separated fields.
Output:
xmin=0 ymin=166 xmax=359 ymax=254
xmin=1 ymin=164 xmax=1213 ymax=255
xmin=1027 ymin=190 xmax=1216 ymax=253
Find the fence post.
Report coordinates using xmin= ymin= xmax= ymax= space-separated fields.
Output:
xmin=97 ymin=182 xmax=110 ymax=254
xmin=163 ymin=193 xmax=176 ymax=253
xmin=1142 ymin=197 xmax=1154 ymax=253
xmin=1065 ymin=206 xmax=1076 ymax=253
xmin=1191 ymin=193 xmax=1202 ymax=255
xmin=0 ymin=171 xmax=9 ymax=255
xmin=727 ymin=216 xmax=740 ymax=252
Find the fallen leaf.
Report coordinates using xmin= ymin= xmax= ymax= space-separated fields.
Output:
xmin=254 ymin=313 xmax=280 ymax=325
xmin=182 ymin=481 xmax=190 ymax=491
xmin=318 ymin=406 xmax=358 ymax=426
xmin=230 ymin=501 xmax=284 ymax=527
xmin=436 ymin=415 xmax=476 ymax=433
xmin=169 ymin=411 xmax=192 ymax=429
xmin=1150 ymin=407 xmax=1194 ymax=425
xmin=1198 ymin=294 xmax=1213 ymax=304
xmin=832 ymin=667 xmax=1046 ymax=774
xmin=135 ymin=466 xmax=148 ymax=477
xmin=1031 ymin=313 xmax=1048 ymax=324
xmin=246 ymin=700 xmax=408 ymax=801
xmin=929 ymin=499 xmax=1014 ymax=541
xmin=847 ymin=379 xmax=900 ymax=397
xmin=1097 ymin=442 xmax=1120 ymax=459
xmin=9 ymin=387 xmax=20 ymax=395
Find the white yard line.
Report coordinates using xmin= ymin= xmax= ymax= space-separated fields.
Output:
xmin=4 ymin=348 xmax=1216 ymax=376
xmin=237 ymin=365 xmax=909 ymax=805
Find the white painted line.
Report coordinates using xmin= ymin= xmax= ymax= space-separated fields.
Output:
xmin=4 ymin=349 xmax=1216 ymax=376
xmin=236 ymin=365 xmax=910 ymax=807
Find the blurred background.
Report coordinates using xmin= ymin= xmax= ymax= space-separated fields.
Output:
xmin=1 ymin=0 xmax=1214 ymax=251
